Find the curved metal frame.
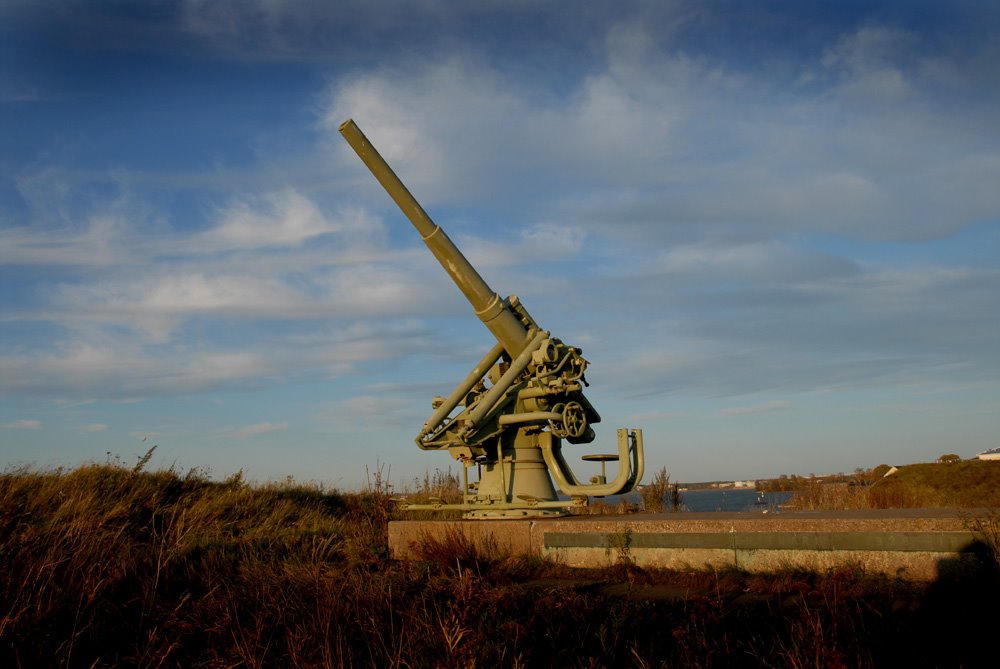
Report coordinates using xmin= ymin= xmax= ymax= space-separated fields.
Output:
xmin=539 ymin=428 xmax=644 ymax=497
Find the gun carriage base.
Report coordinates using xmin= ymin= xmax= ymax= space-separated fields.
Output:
xmin=404 ymin=324 xmax=644 ymax=517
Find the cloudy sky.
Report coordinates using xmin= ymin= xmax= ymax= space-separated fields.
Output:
xmin=2 ymin=0 xmax=998 ymax=488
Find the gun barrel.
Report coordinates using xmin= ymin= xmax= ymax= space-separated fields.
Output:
xmin=339 ymin=119 xmax=530 ymax=354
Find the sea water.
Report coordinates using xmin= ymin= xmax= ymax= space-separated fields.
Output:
xmin=604 ymin=488 xmax=792 ymax=512
xmin=678 ymin=488 xmax=792 ymax=512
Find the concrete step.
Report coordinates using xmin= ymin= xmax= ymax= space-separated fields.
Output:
xmin=389 ymin=509 xmax=997 ymax=580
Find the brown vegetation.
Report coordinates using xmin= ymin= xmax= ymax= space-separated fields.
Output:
xmin=639 ymin=467 xmax=683 ymax=513
xmin=1 ymin=461 xmax=998 ymax=667
xmin=787 ymin=460 xmax=1000 ymax=510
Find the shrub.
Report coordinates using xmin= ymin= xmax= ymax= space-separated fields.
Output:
xmin=641 ymin=467 xmax=671 ymax=513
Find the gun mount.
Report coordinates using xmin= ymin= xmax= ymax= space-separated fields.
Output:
xmin=340 ymin=119 xmax=643 ymax=517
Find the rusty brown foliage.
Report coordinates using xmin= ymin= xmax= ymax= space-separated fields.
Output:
xmin=1 ymin=463 xmax=996 ymax=668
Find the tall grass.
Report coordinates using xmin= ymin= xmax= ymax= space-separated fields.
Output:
xmin=787 ymin=460 xmax=1000 ymax=510
xmin=1 ymin=462 xmax=995 ymax=667
xmin=406 ymin=467 xmax=463 ymax=504
xmin=0 ymin=462 xmax=374 ymax=666
xmin=640 ymin=467 xmax=683 ymax=513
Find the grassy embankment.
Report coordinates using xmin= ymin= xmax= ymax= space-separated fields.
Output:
xmin=785 ymin=459 xmax=1000 ymax=510
xmin=2 ymin=460 xmax=999 ymax=668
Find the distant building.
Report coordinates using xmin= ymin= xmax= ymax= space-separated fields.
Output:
xmin=976 ymin=448 xmax=1000 ymax=461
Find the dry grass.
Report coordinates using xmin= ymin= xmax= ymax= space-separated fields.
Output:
xmin=404 ymin=467 xmax=464 ymax=504
xmin=639 ymin=467 xmax=683 ymax=513
xmin=1 ymin=461 xmax=996 ymax=668
xmin=787 ymin=460 xmax=1000 ymax=510
xmin=575 ymin=497 xmax=640 ymax=515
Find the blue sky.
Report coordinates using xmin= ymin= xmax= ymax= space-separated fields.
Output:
xmin=2 ymin=0 xmax=998 ymax=489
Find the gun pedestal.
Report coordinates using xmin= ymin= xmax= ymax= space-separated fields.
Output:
xmin=466 ymin=439 xmax=563 ymax=519
xmin=340 ymin=119 xmax=644 ymax=518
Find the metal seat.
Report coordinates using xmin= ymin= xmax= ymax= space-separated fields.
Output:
xmin=582 ymin=453 xmax=619 ymax=484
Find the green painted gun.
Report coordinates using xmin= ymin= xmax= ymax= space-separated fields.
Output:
xmin=340 ymin=119 xmax=643 ymax=517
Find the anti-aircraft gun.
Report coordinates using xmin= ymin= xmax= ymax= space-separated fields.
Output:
xmin=340 ymin=119 xmax=643 ymax=518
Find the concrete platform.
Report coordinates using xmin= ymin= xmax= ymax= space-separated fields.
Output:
xmin=388 ymin=509 xmax=994 ymax=580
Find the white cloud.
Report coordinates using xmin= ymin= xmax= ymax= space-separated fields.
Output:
xmin=178 ymin=0 xmax=410 ymax=60
xmin=317 ymin=393 xmax=421 ymax=432
xmin=235 ymin=421 xmax=288 ymax=438
xmin=2 ymin=185 xmax=421 ymax=345
xmin=600 ymin=257 xmax=1000 ymax=401
xmin=721 ymin=401 xmax=790 ymax=416
xmin=327 ymin=60 xmax=537 ymax=205
xmin=519 ymin=223 xmax=586 ymax=257
xmin=3 ymin=4 xmax=998 ymax=424
xmin=324 ymin=18 xmax=1000 ymax=245
xmin=1 ymin=419 xmax=41 ymax=429
xmin=44 ymin=273 xmax=308 ymax=342
xmin=2 ymin=1 xmax=998 ymax=485
xmin=0 ymin=318 xmax=443 ymax=399
xmin=195 ymin=189 xmax=376 ymax=251
xmin=821 ymin=25 xmax=915 ymax=101
xmin=0 ymin=212 xmax=131 ymax=268
xmin=80 ymin=423 xmax=108 ymax=432
xmin=650 ymin=240 xmax=858 ymax=283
